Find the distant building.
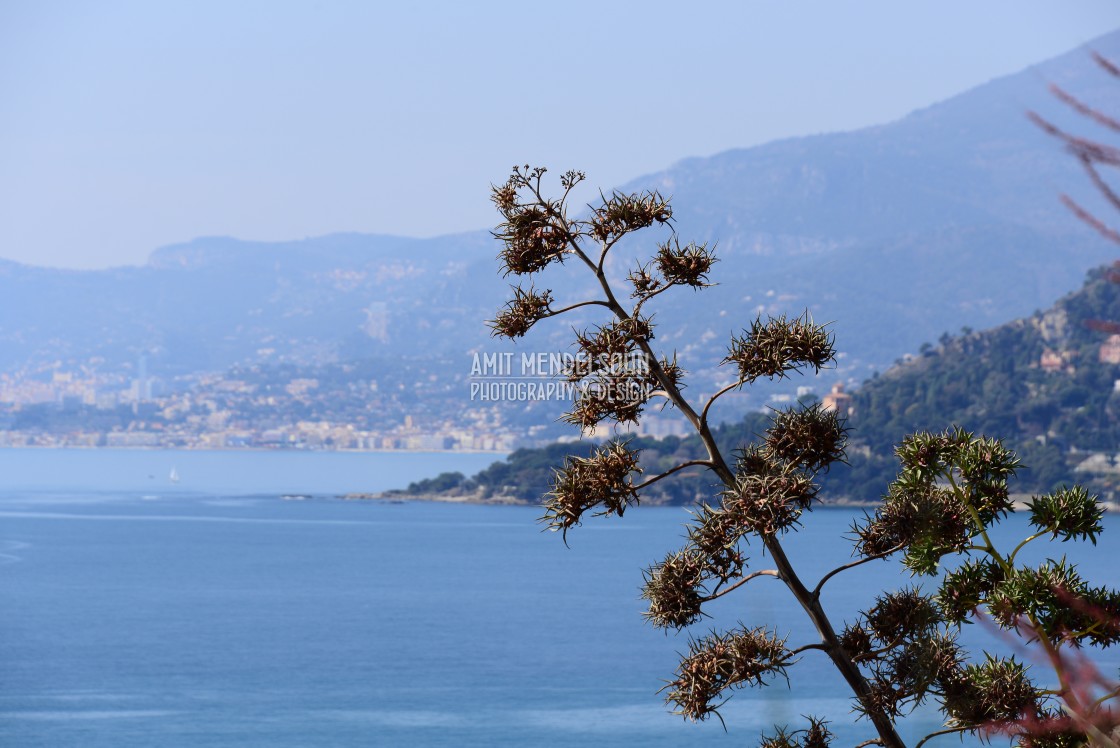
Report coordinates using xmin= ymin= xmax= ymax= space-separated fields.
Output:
xmin=1040 ymin=348 xmax=1076 ymax=374
xmin=821 ymin=383 xmax=852 ymax=415
xmin=1099 ymin=334 xmax=1120 ymax=365
xmin=364 ymin=302 xmax=390 ymax=342
xmin=134 ymin=354 xmax=151 ymax=401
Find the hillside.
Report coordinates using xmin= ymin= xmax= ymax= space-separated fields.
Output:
xmin=830 ymin=262 xmax=1120 ymax=502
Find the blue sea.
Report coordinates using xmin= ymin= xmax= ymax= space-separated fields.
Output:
xmin=1 ymin=448 xmax=1117 ymax=747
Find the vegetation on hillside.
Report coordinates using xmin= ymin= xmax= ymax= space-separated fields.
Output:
xmin=831 ymin=263 xmax=1120 ymax=503
xmin=399 ymin=413 xmax=771 ymax=503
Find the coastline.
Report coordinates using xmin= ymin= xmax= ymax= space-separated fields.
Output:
xmin=341 ymin=490 xmax=533 ymax=505
xmin=340 ymin=492 xmax=1120 ymax=512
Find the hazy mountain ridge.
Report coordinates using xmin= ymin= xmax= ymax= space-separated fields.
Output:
xmin=1 ymin=31 xmax=1119 ymax=444
xmin=0 ymin=231 xmax=504 ymax=377
xmin=608 ymin=31 xmax=1120 ymax=378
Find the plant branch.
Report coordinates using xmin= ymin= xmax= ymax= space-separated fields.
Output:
xmin=632 ymin=277 xmax=714 ymax=318
xmin=1049 ymin=83 xmax=1120 ymax=133
xmin=760 ymin=533 xmax=906 ymax=748
xmin=522 ymin=174 xmax=600 ymax=275
xmin=789 ymin=642 xmax=829 ymax=656
xmin=544 ymin=300 xmax=612 ymax=317
xmin=596 ymin=235 xmax=623 ymax=276
xmin=947 ymin=470 xmax=1008 ymax=575
xmin=1093 ymin=684 xmax=1120 ymax=709
xmin=914 ymin=725 xmax=973 ymax=748
xmin=701 ymin=568 xmax=780 ymax=602
xmin=812 ymin=544 xmax=904 ymax=602
xmin=699 ymin=380 xmax=745 ymax=432
xmin=1007 ymin=530 xmax=1048 ymax=567
xmin=631 ymin=460 xmax=714 ymax=492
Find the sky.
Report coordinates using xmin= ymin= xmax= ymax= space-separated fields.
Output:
xmin=3 ymin=1 xmax=1120 ymax=270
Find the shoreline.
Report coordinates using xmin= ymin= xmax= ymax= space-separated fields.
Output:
xmin=342 ymin=491 xmax=885 ymax=508
xmin=340 ymin=492 xmax=1120 ymax=513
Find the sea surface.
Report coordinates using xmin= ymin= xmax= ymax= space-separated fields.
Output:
xmin=1 ymin=448 xmax=1117 ymax=747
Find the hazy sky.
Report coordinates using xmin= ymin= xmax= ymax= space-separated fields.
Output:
xmin=3 ymin=1 xmax=1120 ymax=269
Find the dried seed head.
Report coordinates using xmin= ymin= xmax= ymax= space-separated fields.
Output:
xmin=764 ymin=403 xmax=848 ymax=474
xmin=540 ymin=440 xmax=642 ymax=539
xmin=641 ymin=549 xmax=707 ymax=630
xmin=759 ymin=716 xmax=833 ymax=748
xmin=489 ymin=286 xmax=553 ymax=339
xmin=685 ymin=502 xmax=749 ymax=582
xmin=665 ymin=626 xmax=789 ymax=722
xmin=865 ymin=588 xmax=941 ymax=643
xmin=654 ymin=237 xmax=716 ymax=288
xmin=627 ymin=263 xmax=662 ymax=297
xmin=589 ymin=190 xmax=672 ymax=241
xmin=724 ymin=313 xmax=835 ymax=383
xmin=720 ymin=470 xmax=818 ymax=537
xmin=941 ymin=655 xmax=1041 ymax=727
xmin=839 ymin=622 xmax=874 ymax=660
xmin=493 ymin=203 xmax=570 ymax=275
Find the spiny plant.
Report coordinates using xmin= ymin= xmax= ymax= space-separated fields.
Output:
xmin=486 ymin=165 xmax=1119 ymax=747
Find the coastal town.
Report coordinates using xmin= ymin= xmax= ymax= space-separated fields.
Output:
xmin=0 ymin=355 xmax=697 ymax=452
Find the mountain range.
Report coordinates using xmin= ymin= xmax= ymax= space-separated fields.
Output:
xmin=2 ymin=31 xmax=1120 ymax=441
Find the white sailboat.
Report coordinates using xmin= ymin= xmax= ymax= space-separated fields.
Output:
xmin=169 ymin=467 xmax=180 ymax=484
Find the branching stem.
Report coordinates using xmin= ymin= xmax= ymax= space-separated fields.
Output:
xmin=631 ymin=460 xmax=713 ymax=492
xmin=701 ymin=569 xmax=780 ymax=602
xmin=545 ymin=300 xmax=612 ymax=317
xmin=914 ymin=725 xmax=973 ymax=748
xmin=789 ymin=642 xmax=829 ymax=656
xmin=1007 ymin=530 xmax=1048 ymax=567
xmin=700 ymin=380 xmax=746 ymax=432
xmin=812 ymin=544 xmax=904 ymax=602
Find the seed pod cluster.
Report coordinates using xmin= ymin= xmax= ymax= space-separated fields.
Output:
xmin=855 ymin=428 xmax=1019 ymax=574
xmin=939 ymin=655 xmax=1041 ymax=728
xmin=489 ymin=286 xmax=553 ymax=339
xmin=654 ymin=237 xmax=716 ymax=288
xmin=588 ymin=190 xmax=672 ymax=241
xmin=561 ymin=318 xmax=670 ymax=430
xmin=640 ymin=549 xmax=708 ymax=630
xmin=664 ymin=626 xmax=790 ymax=722
xmin=540 ymin=440 xmax=642 ymax=540
xmin=1027 ymin=485 xmax=1105 ymax=543
xmin=764 ymin=403 xmax=848 ymax=474
xmin=491 ymin=166 xmax=571 ymax=276
xmin=724 ymin=313 xmax=835 ymax=383
xmin=844 ymin=590 xmax=963 ymax=718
